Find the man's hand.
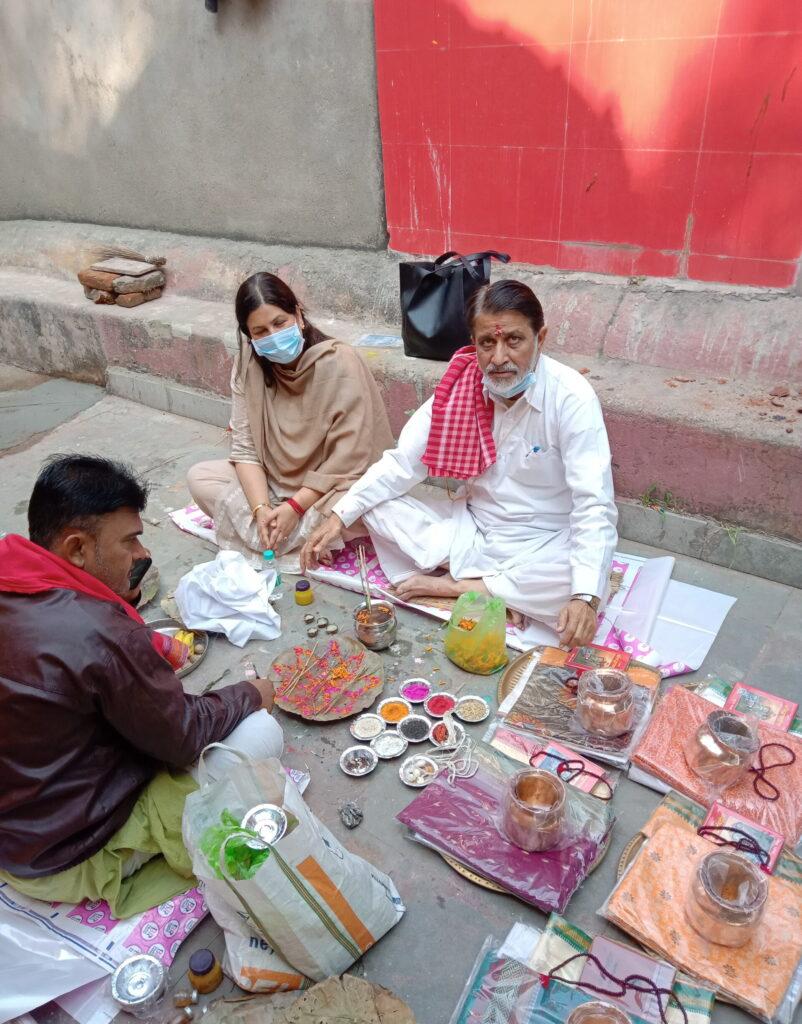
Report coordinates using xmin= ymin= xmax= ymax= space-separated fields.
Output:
xmin=254 ymin=505 xmax=273 ymax=550
xmin=300 ymin=514 xmax=344 ymax=572
xmin=262 ymin=502 xmax=300 ymax=551
xmin=249 ymin=676 xmax=275 ymax=712
xmin=557 ymin=599 xmax=597 ymax=649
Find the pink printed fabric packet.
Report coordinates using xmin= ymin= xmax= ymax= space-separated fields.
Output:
xmin=65 ymin=886 xmax=207 ymax=965
xmin=631 ymin=687 xmax=802 ymax=848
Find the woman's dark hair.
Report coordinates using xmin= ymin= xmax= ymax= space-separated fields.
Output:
xmin=465 ymin=279 xmax=545 ymax=336
xmin=235 ymin=272 xmax=329 ymax=377
xmin=28 ymin=454 xmax=149 ymax=549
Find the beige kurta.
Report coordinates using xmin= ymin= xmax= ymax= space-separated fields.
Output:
xmin=209 ymin=338 xmax=394 ymax=559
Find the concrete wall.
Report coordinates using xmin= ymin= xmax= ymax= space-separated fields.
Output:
xmin=0 ymin=0 xmax=386 ymax=249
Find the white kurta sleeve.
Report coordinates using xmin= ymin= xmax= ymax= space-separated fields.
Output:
xmin=558 ymin=387 xmax=618 ymax=597
xmin=331 ymin=399 xmax=433 ymax=528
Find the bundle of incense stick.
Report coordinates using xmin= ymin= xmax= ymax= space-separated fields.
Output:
xmin=357 ymin=543 xmax=373 ymax=614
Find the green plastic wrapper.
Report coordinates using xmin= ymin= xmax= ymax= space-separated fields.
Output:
xmin=200 ymin=809 xmax=272 ymax=880
xmin=444 ymin=592 xmax=508 ymax=675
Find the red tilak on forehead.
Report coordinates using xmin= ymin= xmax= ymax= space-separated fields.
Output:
xmin=494 ymin=323 xmax=504 ymax=336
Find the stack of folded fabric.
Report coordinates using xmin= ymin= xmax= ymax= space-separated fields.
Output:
xmin=396 ymin=752 xmax=612 ymax=914
xmin=77 ymin=255 xmax=165 ymax=307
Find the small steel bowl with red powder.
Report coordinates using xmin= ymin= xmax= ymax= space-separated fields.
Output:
xmin=424 ymin=692 xmax=457 ymax=718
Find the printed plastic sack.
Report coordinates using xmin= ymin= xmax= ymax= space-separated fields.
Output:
xmin=183 ymin=745 xmax=405 ymax=980
xmin=222 ymin=928 xmax=308 ymax=994
xmin=444 ymin=592 xmax=508 ymax=675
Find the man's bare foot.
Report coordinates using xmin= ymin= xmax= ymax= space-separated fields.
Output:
xmin=507 ymin=608 xmax=525 ymax=629
xmin=394 ymin=572 xmax=467 ymax=602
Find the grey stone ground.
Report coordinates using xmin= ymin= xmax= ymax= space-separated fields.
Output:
xmin=1 ymin=367 xmax=799 ymax=1024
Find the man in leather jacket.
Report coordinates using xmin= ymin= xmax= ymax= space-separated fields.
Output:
xmin=0 ymin=454 xmax=281 ymax=914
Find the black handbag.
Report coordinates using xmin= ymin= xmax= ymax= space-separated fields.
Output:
xmin=399 ymin=250 xmax=511 ymax=361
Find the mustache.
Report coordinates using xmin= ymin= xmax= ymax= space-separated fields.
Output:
xmin=487 ymin=362 xmax=519 ymax=375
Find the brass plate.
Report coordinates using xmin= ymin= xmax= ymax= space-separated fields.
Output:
xmin=497 ymin=646 xmax=542 ymax=705
xmin=617 ymin=832 xmax=646 ymax=879
xmin=441 ymin=827 xmax=611 ymax=893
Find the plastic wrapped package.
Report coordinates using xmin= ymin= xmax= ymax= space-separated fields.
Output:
xmin=526 ymin=914 xmax=715 ymax=1024
xmin=498 ymin=656 xmax=657 ymax=769
xmin=599 ymin=821 xmax=802 ymax=1022
xmin=485 ymin=722 xmax=619 ymax=800
xmin=640 ymin=790 xmax=802 ymax=888
xmin=396 ymin=750 xmax=612 ymax=912
xmin=448 ymin=936 xmax=543 ymax=1024
xmin=443 ymin=592 xmax=508 ymax=675
xmin=631 ymin=687 xmax=802 ymax=848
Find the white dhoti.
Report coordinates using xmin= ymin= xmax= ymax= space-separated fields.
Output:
xmin=364 ymin=490 xmax=573 ymax=629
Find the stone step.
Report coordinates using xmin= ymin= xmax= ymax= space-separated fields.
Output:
xmin=0 ymin=267 xmax=800 ymax=560
xmin=1 ymin=219 xmax=801 ymax=383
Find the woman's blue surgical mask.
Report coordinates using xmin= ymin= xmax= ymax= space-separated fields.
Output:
xmin=250 ymin=320 xmax=304 ymax=364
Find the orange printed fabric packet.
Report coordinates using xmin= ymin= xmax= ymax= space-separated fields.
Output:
xmin=631 ymin=686 xmax=802 ymax=846
xmin=605 ymin=822 xmax=802 ymax=1020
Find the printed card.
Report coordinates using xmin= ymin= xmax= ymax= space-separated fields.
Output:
xmin=580 ymin=935 xmax=676 ymax=1024
xmin=565 ymin=644 xmax=632 ymax=674
xmin=702 ymin=801 xmax=784 ymax=874
xmin=723 ymin=682 xmax=797 ymax=731
xmin=489 ymin=728 xmax=614 ymax=798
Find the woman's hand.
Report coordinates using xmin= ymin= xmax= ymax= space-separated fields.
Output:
xmin=253 ymin=505 xmax=273 ymax=550
xmin=300 ymin=514 xmax=344 ymax=571
xmin=262 ymin=502 xmax=301 ymax=552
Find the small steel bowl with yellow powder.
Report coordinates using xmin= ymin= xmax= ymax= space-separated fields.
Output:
xmin=377 ymin=697 xmax=412 ymax=724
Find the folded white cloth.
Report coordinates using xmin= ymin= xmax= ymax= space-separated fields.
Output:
xmin=175 ymin=550 xmax=281 ymax=647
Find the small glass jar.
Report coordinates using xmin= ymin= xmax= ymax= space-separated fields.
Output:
xmin=567 ymin=1002 xmax=632 ymax=1024
xmin=684 ymin=710 xmax=760 ymax=789
xmin=576 ymin=669 xmax=634 ymax=737
xmin=294 ymin=579 xmax=314 ymax=605
xmin=685 ymin=850 xmax=768 ymax=948
xmin=501 ymin=769 xmax=566 ymax=852
xmin=187 ymin=948 xmax=223 ymax=994
xmin=353 ymin=601 xmax=397 ymax=651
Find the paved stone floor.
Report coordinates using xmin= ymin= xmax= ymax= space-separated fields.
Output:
xmin=1 ymin=367 xmax=800 ymax=1024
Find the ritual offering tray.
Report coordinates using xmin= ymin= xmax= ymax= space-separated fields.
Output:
xmin=148 ymin=617 xmax=209 ymax=678
xmin=398 ymin=678 xmax=431 ymax=703
xmin=370 ymin=731 xmax=408 ymax=760
xmin=272 ymin=636 xmax=384 ymax=721
xmin=399 ymin=754 xmax=438 ymax=788
xmin=454 ymin=694 xmax=490 ymax=723
xmin=350 ymin=713 xmax=386 ymax=742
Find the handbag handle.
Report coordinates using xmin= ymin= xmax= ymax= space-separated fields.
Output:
xmin=431 ymin=250 xmax=511 ymax=280
xmin=218 ymin=832 xmax=283 ymax=951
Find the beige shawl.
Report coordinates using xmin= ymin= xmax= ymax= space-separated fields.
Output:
xmin=237 ymin=338 xmax=394 ymax=515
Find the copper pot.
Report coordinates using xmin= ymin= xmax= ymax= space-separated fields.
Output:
xmin=685 ymin=850 xmax=768 ymax=947
xmin=501 ymin=769 xmax=566 ymax=852
xmin=684 ymin=710 xmax=760 ymax=789
xmin=576 ymin=669 xmax=634 ymax=738
xmin=566 ymin=1003 xmax=632 ymax=1024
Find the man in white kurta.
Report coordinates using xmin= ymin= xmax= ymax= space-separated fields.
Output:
xmin=302 ymin=281 xmax=618 ymax=647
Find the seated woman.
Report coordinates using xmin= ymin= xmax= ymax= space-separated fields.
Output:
xmin=188 ymin=272 xmax=394 ymax=560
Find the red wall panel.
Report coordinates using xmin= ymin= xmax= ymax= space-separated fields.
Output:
xmin=374 ymin=0 xmax=802 ymax=287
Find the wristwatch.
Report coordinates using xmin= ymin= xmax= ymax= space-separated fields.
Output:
xmin=571 ymin=593 xmax=600 ymax=613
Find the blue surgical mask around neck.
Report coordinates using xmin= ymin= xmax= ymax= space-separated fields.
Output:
xmin=485 ymin=369 xmax=535 ymax=399
xmin=250 ymin=320 xmax=304 ymax=364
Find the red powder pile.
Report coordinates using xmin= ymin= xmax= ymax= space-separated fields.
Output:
xmin=426 ymin=693 xmax=456 ymax=716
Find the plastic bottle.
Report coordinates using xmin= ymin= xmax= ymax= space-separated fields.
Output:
xmin=262 ymin=549 xmax=282 ymax=586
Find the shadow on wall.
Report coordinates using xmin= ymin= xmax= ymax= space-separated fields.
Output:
xmin=376 ymin=0 xmax=802 ymax=287
xmin=0 ymin=0 xmax=386 ymax=249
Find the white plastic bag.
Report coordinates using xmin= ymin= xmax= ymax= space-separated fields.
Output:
xmin=222 ymin=928 xmax=308 ymax=993
xmin=183 ymin=746 xmax=405 ymax=980
xmin=174 ymin=550 xmax=281 ymax=646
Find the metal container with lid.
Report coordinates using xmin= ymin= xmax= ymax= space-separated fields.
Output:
xmin=111 ymin=954 xmax=166 ymax=1017
xmin=241 ymin=803 xmax=288 ymax=845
